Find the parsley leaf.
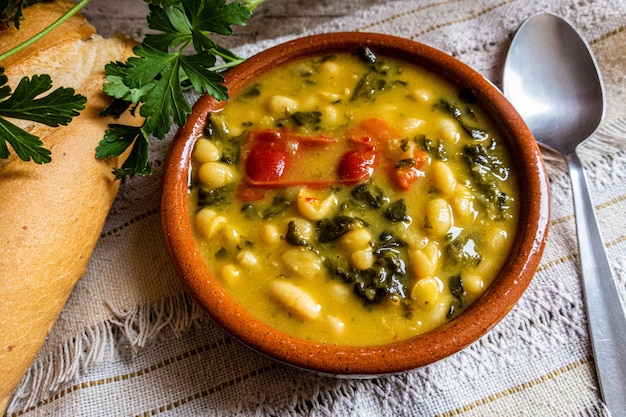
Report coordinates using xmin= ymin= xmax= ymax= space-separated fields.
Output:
xmin=96 ymin=124 xmax=152 ymax=177
xmin=98 ymin=0 xmax=260 ymax=179
xmin=188 ymin=0 xmax=252 ymax=35
xmin=101 ymin=61 xmax=154 ymax=104
xmin=0 ymin=67 xmax=86 ymax=163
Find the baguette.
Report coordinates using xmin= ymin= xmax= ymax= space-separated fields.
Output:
xmin=0 ymin=1 xmax=140 ymax=411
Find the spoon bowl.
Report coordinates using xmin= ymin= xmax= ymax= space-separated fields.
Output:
xmin=503 ymin=12 xmax=626 ymax=416
xmin=503 ymin=12 xmax=604 ymax=154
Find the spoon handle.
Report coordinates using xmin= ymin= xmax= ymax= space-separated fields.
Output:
xmin=566 ymin=152 xmax=626 ymax=416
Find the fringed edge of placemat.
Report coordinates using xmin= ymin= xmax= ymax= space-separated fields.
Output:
xmin=6 ymin=293 xmax=208 ymax=415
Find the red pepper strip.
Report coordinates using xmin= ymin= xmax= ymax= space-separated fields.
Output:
xmin=237 ymin=183 xmax=269 ymax=202
xmin=347 ymin=118 xmax=430 ymax=190
xmin=394 ymin=166 xmax=422 ymax=190
xmin=241 ymin=118 xmax=427 ymax=191
xmin=337 ymin=147 xmax=378 ymax=184
xmin=393 ymin=150 xmax=429 ymax=190
xmin=243 ymin=129 xmax=378 ymax=187
xmin=245 ymin=146 xmax=288 ymax=183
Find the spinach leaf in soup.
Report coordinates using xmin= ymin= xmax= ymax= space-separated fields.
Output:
xmin=197 ymin=184 xmax=235 ymax=209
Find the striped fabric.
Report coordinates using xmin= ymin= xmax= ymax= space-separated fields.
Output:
xmin=6 ymin=0 xmax=626 ymax=415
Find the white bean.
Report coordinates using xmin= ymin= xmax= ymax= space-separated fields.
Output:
xmin=237 ymin=251 xmax=258 ymax=269
xmin=474 ymin=258 xmax=498 ymax=278
xmin=411 ymin=88 xmax=431 ymax=102
xmin=197 ymin=161 xmax=236 ymax=188
xmin=220 ymin=227 xmax=241 ymax=251
xmin=350 ymin=248 xmax=375 ymax=270
xmin=297 ymin=188 xmax=338 ymax=221
xmin=329 ymin=282 xmax=352 ymax=302
xmin=288 ymin=217 xmax=314 ymax=240
xmin=262 ymin=224 xmax=281 ymax=245
xmin=193 ymin=139 xmax=221 ymax=164
xmin=339 ymin=228 xmax=372 ymax=252
xmin=322 ymin=104 xmax=339 ymax=125
xmin=401 ymin=117 xmax=424 ymax=134
xmin=452 ymin=185 xmax=476 ymax=222
xmin=438 ymin=118 xmax=460 ymax=144
xmin=411 ymin=277 xmax=443 ymax=308
xmin=430 ymin=160 xmax=456 ymax=195
xmin=484 ymin=227 xmax=509 ymax=252
xmin=410 ymin=241 xmax=440 ymax=281
xmin=301 ymin=95 xmax=319 ymax=111
xmin=462 ymin=273 xmax=485 ymax=296
xmin=269 ymin=280 xmax=321 ymax=320
xmin=281 ymin=247 xmax=322 ymax=277
xmin=319 ymin=91 xmax=341 ymax=102
xmin=320 ymin=60 xmax=340 ymax=77
xmin=267 ymin=95 xmax=299 ymax=117
xmin=423 ymin=298 xmax=450 ymax=325
xmin=195 ymin=208 xmax=225 ymax=239
xmin=426 ymin=198 xmax=452 ymax=236
xmin=220 ymin=263 xmax=240 ymax=285
xmin=225 ymin=122 xmax=243 ymax=138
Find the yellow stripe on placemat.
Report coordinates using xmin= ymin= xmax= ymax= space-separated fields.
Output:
xmin=538 ymin=190 xmax=626 ymax=270
xmin=535 ymin=253 xmax=578 ymax=273
xmin=134 ymin=363 xmax=278 ymax=417
xmin=590 ymin=24 xmax=626 ymax=45
xmin=550 ymin=192 xmax=625 ymax=227
xmin=607 ymin=234 xmax=626 ymax=248
xmin=537 ymin=231 xmax=626 ymax=272
xmin=596 ymin=193 xmax=626 ymax=211
xmin=550 ymin=213 xmax=575 ymax=227
xmin=407 ymin=1 xmax=513 ymax=40
xmin=435 ymin=357 xmax=601 ymax=417
xmin=354 ymin=0 xmax=516 ymax=40
xmin=356 ymin=0 xmax=460 ymax=31
xmin=14 ymin=362 xmax=278 ymax=417
xmin=10 ymin=337 xmax=235 ymax=417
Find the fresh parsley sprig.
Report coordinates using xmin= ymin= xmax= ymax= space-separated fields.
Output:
xmin=0 ymin=67 xmax=86 ymax=163
xmin=97 ymin=0 xmax=263 ymax=179
xmin=0 ymin=0 xmax=263 ymax=173
xmin=0 ymin=0 xmax=90 ymax=164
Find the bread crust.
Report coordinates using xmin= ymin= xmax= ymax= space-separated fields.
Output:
xmin=0 ymin=1 xmax=140 ymax=411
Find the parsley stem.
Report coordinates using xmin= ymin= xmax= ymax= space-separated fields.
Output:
xmin=242 ymin=0 xmax=267 ymax=12
xmin=0 ymin=0 xmax=92 ymax=63
xmin=211 ymin=48 xmax=243 ymax=63
xmin=210 ymin=59 xmax=245 ymax=73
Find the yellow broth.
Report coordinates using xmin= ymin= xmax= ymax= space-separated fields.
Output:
xmin=188 ymin=50 xmax=519 ymax=346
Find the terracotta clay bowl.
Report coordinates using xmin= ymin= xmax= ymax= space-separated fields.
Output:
xmin=160 ymin=32 xmax=550 ymax=377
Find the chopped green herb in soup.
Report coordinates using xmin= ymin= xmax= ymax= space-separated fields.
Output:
xmin=189 ymin=49 xmax=519 ymax=346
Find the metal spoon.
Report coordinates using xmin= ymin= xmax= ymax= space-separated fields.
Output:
xmin=503 ymin=12 xmax=626 ymax=415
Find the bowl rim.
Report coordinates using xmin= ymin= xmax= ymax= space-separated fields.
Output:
xmin=160 ymin=31 xmax=550 ymax=376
